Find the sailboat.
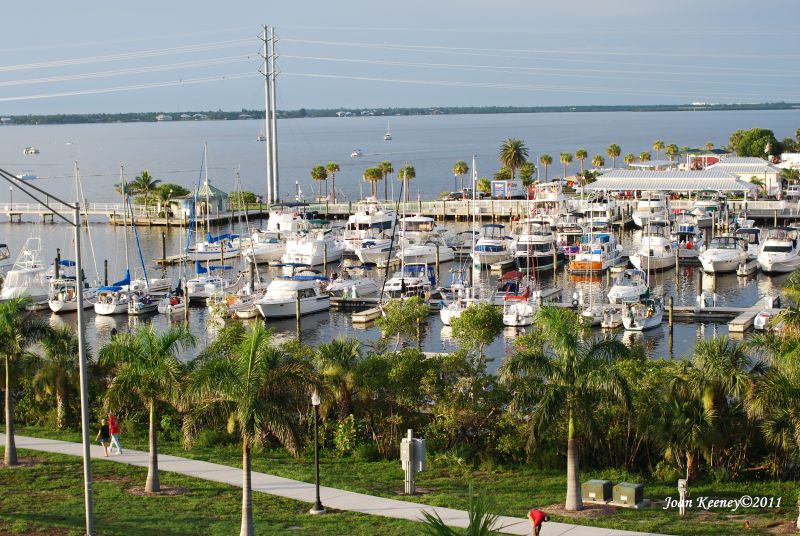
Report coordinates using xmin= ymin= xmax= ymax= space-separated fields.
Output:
xmin=383 ymin=121 xmax=392 ymax=141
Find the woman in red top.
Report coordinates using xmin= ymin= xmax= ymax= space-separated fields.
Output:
xmin=527 ymin=509 xmax=549 ymax=535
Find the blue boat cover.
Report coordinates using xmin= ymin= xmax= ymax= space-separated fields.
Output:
xmin=112 ymin=270 xmax=130 ymax=287
xmin=206 ymin=233 xmax=239 ymax=244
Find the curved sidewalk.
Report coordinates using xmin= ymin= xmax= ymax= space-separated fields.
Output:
xmin=2 ymin=434 xmax=665 ymax=536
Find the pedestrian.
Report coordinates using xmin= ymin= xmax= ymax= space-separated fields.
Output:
xmin=108 ymin=413 xmax=123 ymax=455
xmin=95 ymin=418 xmax=111 ymax=457
xmin=527 ymin=508 xmax=549 ymax=536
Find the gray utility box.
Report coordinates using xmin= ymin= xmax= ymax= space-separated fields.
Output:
xmin=613 ymin=482 xmax=644 ymax=506
xmin=582 ymin=480 xmax=612 ymax=503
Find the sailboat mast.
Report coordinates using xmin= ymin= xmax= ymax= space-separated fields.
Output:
xmin=120 ymin=165 xmax=130 ymax=276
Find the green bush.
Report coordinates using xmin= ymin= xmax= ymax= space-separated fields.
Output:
xmin=333 ymin=415 xmax=359 ymax=456
xmin=354 ymin=442 xmax=381 ymax=462
xmin=196 ymin=429 xmax=234 ymax=448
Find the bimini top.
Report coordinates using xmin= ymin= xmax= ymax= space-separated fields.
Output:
xmin=277 ymin=275 xmax=327 ymax=281
xmin=206 ymin=233 xmax=239 ymax=243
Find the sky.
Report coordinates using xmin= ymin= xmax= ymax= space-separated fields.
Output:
xmin=1 ymin=0 xmax=799 ymax=114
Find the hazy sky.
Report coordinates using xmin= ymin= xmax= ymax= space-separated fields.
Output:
xmin=1 ymin=0 xmax=798 ymax=113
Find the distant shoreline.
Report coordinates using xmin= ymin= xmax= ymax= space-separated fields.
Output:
xmin=1 ymin=102 xmax=798 ymax=126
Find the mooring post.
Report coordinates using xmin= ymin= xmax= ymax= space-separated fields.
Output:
xmin=669 ymin=296 xmax=674 ymax=330
xmin=161 ymin=232 xmax=166 ymax=263
xmin=295 ymin=290 xmax=302 ymax=339
xmin=103 ymin=259 xmax=108 ymax=286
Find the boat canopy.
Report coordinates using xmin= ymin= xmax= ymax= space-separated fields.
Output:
xmin=206 ymin=233 xmax=239 ymax=243
xmin=580 ymin=234 xmax=611 ymax=244
xmin=98 ymin=285 xmax=123 ymax=292
xmin=112 ymin=270 xmax=130 ymax=287
xmin=59 ymin=259 xmax=76 ymax=267
xmin=501 ymin=271 xmax=525 ymax=281
xmin=208 ymin=265 xmax=233 ymax=271
xmin=277 ymin=275 xmax=327 ymax=281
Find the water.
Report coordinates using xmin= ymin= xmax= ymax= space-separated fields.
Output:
xmin=1 ymin=110 xmax=797 ymax=368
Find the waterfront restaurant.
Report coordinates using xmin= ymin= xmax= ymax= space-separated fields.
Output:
xmin=585 ymin=169 xmax=757 ymax=197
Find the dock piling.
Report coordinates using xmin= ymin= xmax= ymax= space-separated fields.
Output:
xmin=103 ymin=259 xmax=108 ymax=286
xmin=323 ymin=243 xmax=328 ymax=277
xmin=295 ymin=291 xmax=302 ymax=339
xmin=161 ymin=233 xmax=166 ymax=263
xmin=668 ymin=296 xmax=674 ymax=330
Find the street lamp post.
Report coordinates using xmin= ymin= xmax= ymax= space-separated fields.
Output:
xmin=9 ymin=186 xmax=12 ymax=206
xmin=309 ymin=390 xmax=325 ymax=515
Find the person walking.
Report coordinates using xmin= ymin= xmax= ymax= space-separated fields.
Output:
xmin=95 ymin=418 xmax=111 ymax=457
xmin=527 ymin=508 xmax=549 ymax=536
xmin=108 ymin=413 xmax=123 ymax=455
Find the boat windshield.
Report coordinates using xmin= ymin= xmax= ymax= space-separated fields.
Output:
xmin=710 ymin=237 xmax=740 ymax=250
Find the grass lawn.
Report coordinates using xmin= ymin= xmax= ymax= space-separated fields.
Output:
xmin=7 ymin=426 xmax=798 ymax=535
xmin=0 ymin=449 xmax=422 ymax=536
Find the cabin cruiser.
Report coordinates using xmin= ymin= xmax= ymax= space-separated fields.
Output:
xmin=491 ymin=271 xmax=527 ymax=306
xmin=528 ymin=182 xmax=570 ymax=222
xmin=607 ymin=269 xmax=649 ymax=304
xmin=629 ymin=220 xmax=675 ymax=272
xmin=555 ymin=213 xmax=586 ymax=256
xmin=568 ymin=233 xmax=624 ymax=274
xmin=632 ymin=192 xmax=669 ymax=227
xmin=0 ymin=237 xmax=48 ymax=301
xmin=470 ymin=224 xmax=514 ymax=267
xmin=48 ymin=276 xmax=97 ymax=313
xmin=514 ymin=219 xmax=562 ymax=271
xmin=399 ymin=215 xmax=462 ymax=248
xmin=241 ymin=230 xmax=285 ymax=264
xmin=281 ymin=226 xmax=344 ymax=266
xmin=698 ymin=236 xmax=748 ymax=274
xmin=255 ymin=275 xmax=330 ymax=318
xmin=397 ymin=235 xmax=455 ymax=265
xmin=327 ymin=265 xmax=379 ymax=297
xmin=623 ymin=297 xmax=663 ymax=331
xmin=579 ymin=193 xmax=619 ymax=228
xmin=128 ymin=290 xmax=159 ymax=316
xmin=734 ymin=227 xmax=762 ymax=259
xmin=15 ymin=171 xmax=36 ymax=181
xmin=186 ymin=264 xmax=242 ymax=302
xmin=502 ymin=287 xmax=534 ymax=327
xmin=354 ymin=237 xmax=396 ymax=266
xmin=671 ymin=217 xmax=704 ymax=260
xmin=757 ymin=227 xmax=800 ymax=274
xmin=692 ymin=190 xmax=725 ymax=226
xmin=191 ymin=233 xmax=241 ymax=261
xmin=343 ymin=200 xmax=395 ymax=252
xmin=157 ymin=292 xmax=187 ymax=316
xmin=383 ymin=263 xmax=436 ymax=299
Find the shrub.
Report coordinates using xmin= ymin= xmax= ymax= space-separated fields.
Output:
xmin=354 ymin=442 xmax=381 ymax=462
xmin=333 ymin=414 xmax=359 ymax=456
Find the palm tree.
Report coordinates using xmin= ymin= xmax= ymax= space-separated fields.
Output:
xmin=0 ymin=298 xmax=48 ymax=465
xmin=185 ymin=324 xmax=313 ymax=536
xmin=326 ymin=162 xmax=340 ymax=203
xmin=378 ymin=161 xmax=394 ymax=201
xmin=652 ymin=140 xmax=665 ymax=160
xmin=99 ymin=325 xmax=195 ymax=492
xmin=362 ymin=167 xmax=382 ymax=199
xmin=398 ymin=164 xmax=416 ymax=203
xmin=32 ymin=326 xmax=79 ymax=430
xmin=315 ymin=337 xmax=362 ymax=421
xmin=132 ymin=170 xmax=161 ymax=215
xmin=310 ymin=165 xmax=328 ymax=200
xmin=453 ymin=160 xmax=469 ymax=192
xmin=606 ymin=144 xmax=621 ymax=168
xmin=575 ymin=149 xmax=588 ymax=174
xmin=538 ymin=154 xmax=553 ymax=182
xmin=665 ymin=144 xmax=679 ymax=161
xmin=421 ymin=486 xmax=499 ymax=535
xmin=500 ymin=307 xmax=629 ymax=511
xmin=476 ymin=177 xmax=491 ymax=195
xmin=591 ymin=154 xmax=605 ymax=169
xmin=157 ymin=187 xmax=174 ymax=217
xmin=559 ymin=152 xmax=573 ymax=179
xmin=639 ymin=151 xmax=651 ymax=162
xmin=704 ymin=141 xmax=714 ymax=151
xmin=498 ymin=138 xmax=529 ymax=179
xmin=623 ymin=153 xmax=635 ymax=167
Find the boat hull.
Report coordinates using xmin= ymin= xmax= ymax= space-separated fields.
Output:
xmin=256 ymin=296 xmax=330 ymax=318
xmin=630 ymin=253 xmax=675 ymax=272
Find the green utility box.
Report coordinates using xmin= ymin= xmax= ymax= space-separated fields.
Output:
xmin=613 ymin=482 xmax=644 ymax=507
xmin=581 ymin=480 xmax=612 ymax=503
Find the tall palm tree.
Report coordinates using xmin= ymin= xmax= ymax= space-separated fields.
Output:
xmin=623 ymin=153 xmax=635 ymax=167
xmin=498 ymin=138 xmax=529 ymax=179
xmin=132 ymin=170 xmax=161 ymax=215
xmin=575 ymin=149 xmax=588 ymax=174
xmin=591 ymin=154 xmax=605 ymax=169
xmin=378 ymin=161 xmax=394 ymax=201
xmin=185 ymin=324 xmax=313 ymax=536
xmin=362 ymin=167 xmax=382 ymax=199
xmin=639 ymin=151 xmax=651 ymax=162
xmin=32 ymin=326 xmax=79 ymax=430
xmin=500 ymin=307 xmax=629 ymax=511
xmin=665 ymin=144 xmax=679 ymax=161
xmin=315 ymin=337 xmax=362 ymax=421
xmin=0 ymin=298 xmax=48 ymax=465
xmin=538 ymin=154 xmax=553 ymax=182
xmin=453 ymin=160 xmax=469 ymax=192
xmin=652 ymin=140 xmax=665 ymax=160
xmin=559 ymin=152 xmax=573 ymax=179
xmin=326 ymin=162 xmax=340 ymax=203
xmin=704 ymin=141 xmax=714 ymax=151
xmin=310 ymin=165 xmax=328 ymax=200
xmin=99 ymin=325 xmax=195 ymax=492
xmin=398 ymin=164 xmax=416 ymax=203
xmin=606 ymin=144 xmax=621 ymax=168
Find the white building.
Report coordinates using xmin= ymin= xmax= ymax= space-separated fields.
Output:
xmin=707 ymin=157 xmax=782 ymax=196
xmin=155 ymin=114 xmax=173 ymax=121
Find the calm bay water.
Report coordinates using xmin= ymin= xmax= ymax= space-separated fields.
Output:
xmin=0 ymin=110 xmax=797 ymax=368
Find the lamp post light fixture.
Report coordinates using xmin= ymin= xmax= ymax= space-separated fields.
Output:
xmin=309 ymin=390 xmax=326 ymax=515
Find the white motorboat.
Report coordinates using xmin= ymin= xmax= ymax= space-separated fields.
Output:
xmin=48 ymin=277 xmax=97 ymax=313
xmin=397 ymin=237 xmax=455 ymax=265
xmin=580 ymin=193 xmax=619 ymax=228
xmin=632 ymin=193 xmax=669 ymax=227
xmin=734 ymin=227 xmax=762 ymax=259
xmin=514 ymin=219 xmax=562 ymax=271
xmin=128 ymin=291 xmax=159 ymax=316
xmin=0 ymin=237 xmax=48 ymax=301
xmin=350 ymin=149 xmax=363 ymax=158
xmin=383 ymin=263 xmax=436 ymax=299
xmin=15 ymin=171 xmax=36 ymax=181
xmin=281 ymin=227 xmax=344 ymax=266
xmin=502 ymin=287 xmax=534 ymax=327
xmin=671 ymin=217 xmax=704 ymax=260
xmin=470 ymin=224 xmax=514 ymax=267
xmin=255 ymin=275 xmax=330 ymax=318
xmin=630 ymin=220 xmax=675 ymax=272
xmin=383 ymin=121 xmax=392 ymax=141
xmin=568 ymin=233 xmax=624 ymax=274
xmin=186 ymin=264 xmax=242 ymax=302
xmin=399 ymin=215 xmax=462 ymax=248
xmin=241 ymin=231 xmax=285 ymax=264
xmin=343 ymin=200 xmax=395 ymax=252
xmin=190 ymin=232 xmax=241 ymax=261
xmin=354 ymin=237 xmax=396 ymax=266
xmin=692 ymin=190 xmax=725 ymax=226
xmin=157 ymin=293 xmax=187 ymax=315
xmin=699 ymin=236 xmax=748 ymax=274
xmin=327 ymin=265 xmax=379 ymax=297
xmin=23 ymin=146 xmax=39 ymax=155
xmin=623 ymin=297 xmax=663 ymax=331
xmin=607 ymin=269 xmax=649 ymax=304
xmin=758 ymin=227 xmax=800 ymax=274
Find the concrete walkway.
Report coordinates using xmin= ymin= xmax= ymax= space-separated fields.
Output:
xmin=2 ymin=434 xmax=666 ymax=536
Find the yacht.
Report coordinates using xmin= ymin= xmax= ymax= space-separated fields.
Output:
xmin=48 ymin=276 xmax=97 ymax=313
xmin=190 ymin=232 xmax=241 ymax=261
xmin=671 ymin=216 xmax=704 ymax=260
xmin=397 ymin=236 xmax=455 ymax=265
xmin=0 ymin=237 xmax=48 ymax=301
xmin=255 ymin=275 xmax=330 ymax=318
xmin=734 ymin=227 xmax=762 ymax=259
xmin=632 ymin=193 xmax=669 ymax=228
xmin=757 ymin=227 xmax=800 ymax=274
xmin=350 ymin=149 xmax=363 ymax=158
xmin=399 ymin=215 xmax=462 ymax=248
xmin=579 ymin=193 xmax=619 ymax=228
xmin=15 ymin=171 xmax=36 ymax=181
xmin=470 ymin=224 xmax=514 ymax=267
xmin=383 ymin=263 xmax=436 ymax=299
xmin=327 ymin=265 xmax=379 ymax=297
xmin=555 ymin=212 xmax=586 ymax=256
xmin=692 ymin=190 xmax=725 ymax=226
xmin=528 ymin=182 xmax=570 ymax=223
xmin=281 ymin=227 xmax=344 ymax=266
xmin=623 ymin=297 xmax=663 ymax=331
xmin=630 ymin=220 xmax=675 ymax=272
xmin=502 ymin=287 xmax=534 ymax=327
xmin=343 ymin=201 xmax=395 ymax=252
xmin=383 ymin=121 xmax=392 ymax=141
xmin=513 ymin=219 xmax=561 ymax=272
xmin=354 ymin=237 xmax=396 ymax=266
xmin=241 ymin=231 xmax=285 ymax=264
xmin=607 ymin=269 xmax=648 ymax=304
xmin=699 ymin=236 xmax=748 ymax=274
xmin=186 ymin=264 xmax=242 ymax=302
xmin=23 ymin=146 xmax=39 ymax=155
xmin=568 ymin=233 xmax=624 ymax=274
